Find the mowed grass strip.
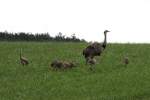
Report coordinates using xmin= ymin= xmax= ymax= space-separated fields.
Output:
xmin=0 ymin=42 xmax=150 ymax=100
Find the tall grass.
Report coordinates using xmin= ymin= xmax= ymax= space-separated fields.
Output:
xmin=0 ymin=42 xmax=150 ymax=100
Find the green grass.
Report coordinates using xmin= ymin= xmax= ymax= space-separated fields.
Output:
xmin=0 ymin=42 xmax=150 ymax=100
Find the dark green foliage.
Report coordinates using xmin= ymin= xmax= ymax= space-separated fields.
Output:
xmin=0 ymin=31 xmax=85 ymax=42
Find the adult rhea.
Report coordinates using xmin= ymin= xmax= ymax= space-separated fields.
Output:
xmin=83 ymin=30 xmax=110 ymax=64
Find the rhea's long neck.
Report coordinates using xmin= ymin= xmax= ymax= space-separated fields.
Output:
xmin=102 ymin=33 xmax=107 ymax=49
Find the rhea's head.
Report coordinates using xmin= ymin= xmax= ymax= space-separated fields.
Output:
xmin=104 ymin=30 xmax=110 ymax=34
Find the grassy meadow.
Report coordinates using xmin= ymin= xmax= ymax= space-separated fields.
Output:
xmin=0 ymin=42 xmax=150 ymax=100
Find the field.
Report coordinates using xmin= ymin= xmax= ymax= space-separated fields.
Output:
xmin=0 ymin=42 xmax=150 ymax=100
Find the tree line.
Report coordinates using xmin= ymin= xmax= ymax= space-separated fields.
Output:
xmin=0 ymin=31 xmax=85 ymax=42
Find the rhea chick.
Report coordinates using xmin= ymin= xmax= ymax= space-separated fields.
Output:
xmin=86 ymin=57 xmax=97 ymax=65
xmin=86 ymin=57 xmax=97 ymax=71
xmin=123 ymin=57 xmax=129 ymax=65
xmin=20 ymin=49 xmax=29 ymax=65
xmin=50 ymin=60 xmax=76 ymax=70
